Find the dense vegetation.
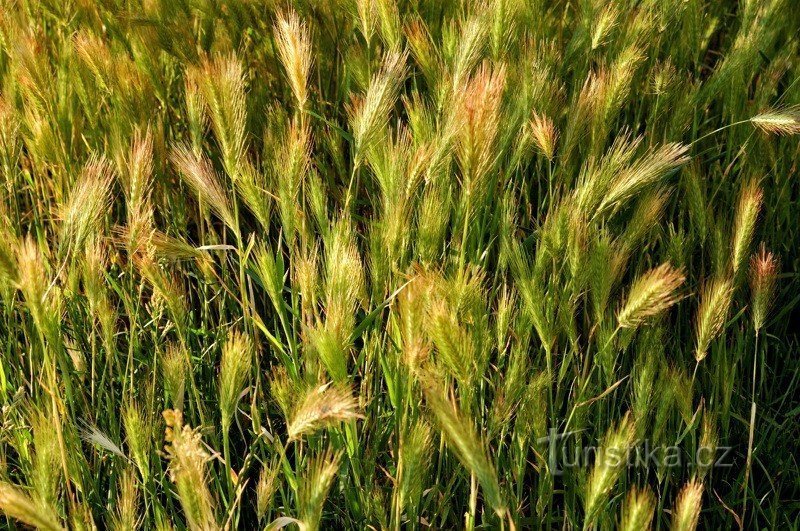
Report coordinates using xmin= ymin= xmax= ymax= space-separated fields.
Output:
xmin=1 ymin=0 xmax=799 ymax=528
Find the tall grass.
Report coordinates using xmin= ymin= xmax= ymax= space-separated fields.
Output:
xmin=1 ymin=0 xmax=799 ymax=529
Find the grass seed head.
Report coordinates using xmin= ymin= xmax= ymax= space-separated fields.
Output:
xmin=619 ymin=486 xmax=656 ymax=531
xmin=162 ymin=343 xmax=188 ymax=411
xmin=617 ymin=263 xmax=685 ymax=329
xmin=396 ymin=419 xmax=433 ymax=516
xmin=162 ymin=409 xmax=218 ymax=531
xmin=110 ymin=471 xmax=140 ymax=531
xmin=697 ymin=412 xmax=718 ymax=480
xmin=670 ymin=478 xmax=704 ymax=531
xmin=256 ymin=460 xmax=279 ymax=521
xmin=732 ymin=180 xmax=763 ymax=278
xmin=61 ymin=157 xmax=114 ymax=252
xmin=421 ymin=377 xmax=506 ymax=518
xmin=170 ymin=144 xmax=238 ymax=234
xmin=749 ymin=243 xmax=779 ymax=332
xmin=583 ymin=412 xmax=637 ymax=527
xmin=275 ymin=9 xmax=313 ymax=112
xmin=750 ymin=105 xmax=800 ymax=135
xmin=694 ymin=277 xmax=734 ymax=362
xmin=218 ymin=331 xmax=252 ymax=434
xmin=297 ymin=449 xmax=342 ymax=531
xmin=530 ymin=112 xmax=558 ymax=160
xmin=348 ymin=50 xmax=408 ymax=166
xmin=0 ymin=482 xmax=62 ymax=531
xmin=287 ymin=382 xmax=361 ymax=440
xmin=191 ymin=54 xmax=248 ymax=177
xmin=124 ymin=401 xmax=153 ymax=484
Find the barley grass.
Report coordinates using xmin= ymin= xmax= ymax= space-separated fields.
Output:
xmin=1 ymin=1 xmax=799 ymax=529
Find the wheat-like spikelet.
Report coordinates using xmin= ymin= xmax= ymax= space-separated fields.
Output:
xmin=162 ymin=343 xmax=188 ymax=411
xmin=731 ymin=181 xmax=763 ymax=277
xmin=14 ymin=236 xmax=53 ymax=336
xmin=670 ymin=478 xmax=704 ymax=531
xmin=137 ymin=255 xmax=187 ymax=326
xmin=61 ymin=157 xmax=114 ymax=251
xmin=162 ymin=409 xmax=218 ymax=531
xmin=297 ymin=449 xmax=342 ymax=531
xmin=253 ymin=243 xmax=286 ymax=312
xmin=590 ymin=4 xmax=619 ymax=50
xmin=354 ymin=0 xmax=376 ymax=42
xmin=596 ymin=142 xmax=689 ymax=217
xmin=287 ymin=382 xmax=361 ymax=440
xmin=307 ymin=324 xmax=350 ymax=382
xmin=348 ymin=50 xmax=408 ymax=165
xmin=750 ymin=105 xmax=800 ymax=135
xmin=170 ymin=143 xmax=238 ymax=234
xmin=619 ymin=486 xmax=655 ymax=531
xmin=275 ymin=119 xmax=312 ymax=241
xmin=450 ymin=12 xmax=488 ymax=94
xmin=421 ymin=378 xmax=506 ymax=517
xmin=275 ymin=9 xmax=313 ymax=112
xmin=218 ymin=331 xmax=252 ymax=435
xmin=73 ymin=30 xmax=113 ymax=90
xmin=184 ymin=70 xmax=207 ymax=149
xmin=530 ymin=112 xmax=558 ymax=160
xmin=455 ymin=62 xmax=506 ymax=190
xmin=405 ymin=17 xmax=443 ymax=86
xmin=583 ymin=412 xmax=637 ymax=528
xmin=109 ymin=470 xmax=140 ymax=531
xmin=119 ymin=128 xmax=154 ymax=215
xmin=749 ymin=243 xmax=779 ymax=333
xmin=0 ymin=482 xmax=62 ymax=531
xmin=620 ymin=189 xmax=671 ymax=253
xmin=694 ymin=277 xmax=734 ymax=362
xmin=294 ymin=246 xmax=321 ymax=325
xmin=0 ymin=95 xmax=19 ymax=157
xmin=308 ymin=218 xmax=365 ymax=381
xmin=375 ymin=0 xmax=402 ymax=48
xmin=28 ymin=409 xmax=62 ymax=510
xmin=697 ymin=411 xmax=718 ymax=480
xmin=395 ymin=419 xmax=433 ymax=521
xmin=0 ymin=220 xmax=18 ymax=286
xmin=574 ymin=134 xmax=641 ymax=214
xmin=124 ymin=401 xmax=153 ymax=485
xmin=82 ymin=238 xmax=109 ymax=312
xmin=190 ymin=54 xmax=248 ymax=177
xmin=256 ymin=460 xmax=280 ymax=521
xmin=617 ymin=263 xmax=685 ymax=329
xmin=425 ymin=297 xmax=475 ymax=386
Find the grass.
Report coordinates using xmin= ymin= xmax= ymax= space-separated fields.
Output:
xmin=0 ymin=0 xmax=799 ymax=529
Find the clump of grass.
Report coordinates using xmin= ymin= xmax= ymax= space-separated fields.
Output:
xmin=1 ymin=1 xmax=798 ymax=529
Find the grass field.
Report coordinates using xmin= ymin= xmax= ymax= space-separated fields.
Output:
xmin=1 ymin=0 xmax=799 ymax=529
